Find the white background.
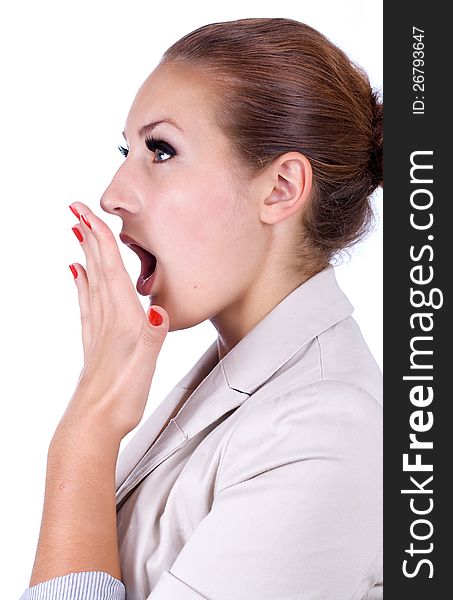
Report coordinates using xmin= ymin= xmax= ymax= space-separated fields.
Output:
xmin=0 ymin=1 xmax=382 ymax=596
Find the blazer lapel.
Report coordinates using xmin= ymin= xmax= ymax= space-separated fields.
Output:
xmin=114 ymin=384 xmax=196 ymax=492
xmin=115 ymin=340 xmax=249 ymax=508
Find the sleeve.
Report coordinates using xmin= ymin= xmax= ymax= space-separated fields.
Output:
xmin=19 ymin=571 xmax=126 ymax=600
xmin=147 ymin=380 xmax=383 ymax=600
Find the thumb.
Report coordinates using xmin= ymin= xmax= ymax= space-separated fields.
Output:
xmin=140 ymin=304 xmax=170 ymax=349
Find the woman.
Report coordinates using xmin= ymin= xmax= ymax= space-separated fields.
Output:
xmin=20 ymin=17 xmax=383 ymax=600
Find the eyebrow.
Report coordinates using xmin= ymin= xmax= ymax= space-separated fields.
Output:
xmin=122 ymin=118 xmax=184 ymax=141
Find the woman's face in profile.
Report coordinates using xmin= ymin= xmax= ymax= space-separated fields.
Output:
xmin=100 ymin=62 xmax=267 ymax=332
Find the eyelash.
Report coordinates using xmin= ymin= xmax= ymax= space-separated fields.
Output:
xmin=117 ymin=136 xmax=176 ymax=163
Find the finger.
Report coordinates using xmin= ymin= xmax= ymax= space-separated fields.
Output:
xmin=76 ymin=211 xmax=110 ymax=303
xmin=70 ymin=203 xmax=113 ymax=334
xmin=70 ymin=203 xmax=142 ymax=315
xmin=71 ymin=222 xmax=106 ymax=335
xmin=69 ymin=262 xmax=92 ymax=361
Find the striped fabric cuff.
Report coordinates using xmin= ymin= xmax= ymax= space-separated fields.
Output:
xmin=19 ymin=571 xmax=126 ymax=600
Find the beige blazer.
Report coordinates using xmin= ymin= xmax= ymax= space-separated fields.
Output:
xmin=114 ymin=264 xmax=383 ymax=600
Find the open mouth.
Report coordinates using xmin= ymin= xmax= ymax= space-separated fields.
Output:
xmin=119 ymin=233 xmax=158 ymax=296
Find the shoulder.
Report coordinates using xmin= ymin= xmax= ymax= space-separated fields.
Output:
xmin=215 ymin=379 xmax=382 ymax=494
xmin=318 ymin=314 xmax=383 ymax=405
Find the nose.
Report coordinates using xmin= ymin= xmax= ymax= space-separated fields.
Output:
xmin=100 ymin=165 xmax=141 ymax=217
xmin=100 ymin=182 xmax=123 ymax=216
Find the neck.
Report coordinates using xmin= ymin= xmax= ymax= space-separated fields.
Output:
xmin=211 ymin=269 xmax=316 ymax=361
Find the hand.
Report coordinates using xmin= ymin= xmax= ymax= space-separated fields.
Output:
xmin=61 ymin=201 xmax=169 ymax=441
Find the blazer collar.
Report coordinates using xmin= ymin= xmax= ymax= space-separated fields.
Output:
xmin=115 ymin=264 xmax=353 ymax=504
xmin=221 ymin=264 xmax=353 ymax=394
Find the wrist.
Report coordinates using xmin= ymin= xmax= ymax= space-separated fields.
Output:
xmin=49 ymin=410 xmax=122 ymax=459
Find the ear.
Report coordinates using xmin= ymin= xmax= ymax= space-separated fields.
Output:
xmin=260 ymin=152 xmax=313 ymax=225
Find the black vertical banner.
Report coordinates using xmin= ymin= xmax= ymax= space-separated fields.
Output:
xmin=384 ymin=1 xmax=450 ymax=597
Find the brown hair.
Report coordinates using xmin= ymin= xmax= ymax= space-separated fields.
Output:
xmin=160 ymin=17 xmax=383 ymax=275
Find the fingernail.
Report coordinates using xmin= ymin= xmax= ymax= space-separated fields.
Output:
xmin=69 ymin=264 xmax=78 ymax=279
xmin=72 ymin=226 xmax=84 ymax=243
xmin=81 ymin=214 xmax=92 ymax=230
xmin=148 ymin=307 xmax=163 ymax=327
xmin=69 ymin=205 xmax=80 ymax=219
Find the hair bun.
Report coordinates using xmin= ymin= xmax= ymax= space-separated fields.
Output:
xmin=368 ymin=89 xmax=383 ymax=189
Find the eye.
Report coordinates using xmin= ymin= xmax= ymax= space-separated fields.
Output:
xmin=144 ymin=135 xmax=176 ymax=163
xmin=118 ymin=145 xmax=129 ymax=157
xmin=117 ymin=137 xmax=176 ymax=164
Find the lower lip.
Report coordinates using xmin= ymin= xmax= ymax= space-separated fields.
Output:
xmin=136 ymin=264 xmax=158 ymax=296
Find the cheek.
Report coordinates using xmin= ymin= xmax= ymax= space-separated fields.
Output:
xmin=155 ymin=169 xmax=255 ymax=277
xmin=160 ymin=175 xmax=240 ymax=247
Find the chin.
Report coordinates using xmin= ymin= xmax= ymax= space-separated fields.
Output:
xmin=166 ymin=309 xmax=210 ymax=333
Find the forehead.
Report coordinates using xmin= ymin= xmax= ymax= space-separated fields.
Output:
xmin=123 ymin=62 xmax=218 ymax=140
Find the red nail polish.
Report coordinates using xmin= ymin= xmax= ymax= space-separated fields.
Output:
xmin=72 ymin=226 xmax=83 ymax=243
xmin=81 ymin=214 xmax=92 ymax=230
xmin=69 ymin=205 xmax=80 ymax=219
xmin=148 ymin=307 xmax=163 ymax=326
xmin=69 ymin=264 xmax=78 ymax=279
